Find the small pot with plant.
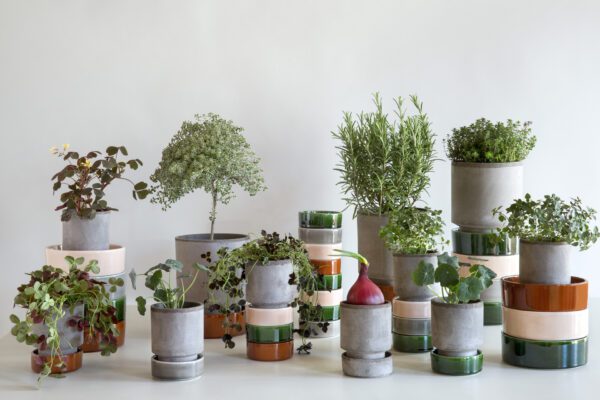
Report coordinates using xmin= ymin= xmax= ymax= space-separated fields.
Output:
xmin=446 ymin=118 xmax=536 ymax=231
xmin=412 ymin=253 xmax=496 ymax=375
xmin=333 ymin=94 xmax=436 ymax=298
xmin=494 ymin=194 xmax=600 ymax=284
xmin=50 ymin=144 xmax=149 ymax=251
xmin=130 ymin=259 xmax=204 ymax=380
xmin=150 ymin=114 xmax=266 ymax=336
xmin=10 ymin=258 xmax=119 ymax=383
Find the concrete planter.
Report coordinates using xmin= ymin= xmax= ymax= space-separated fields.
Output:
xmin=340 ymin=301 xmax=392 ymax=378
xmin=393 ymin=253 xmax=438 ymax=301
xmin=62 ymin=211 xmax=110 ymax=251
xmin=357 ymin=213 xmax=394 ymax=294
xmin=246 ymin=260 xmax=297 ymax=308
xmin=451 ymin=162 xmax=523 ymax=231
xmin=519 ymin=240 xmax=572 ymax=284
xmin=431 ymin=298 xmax=483 ymax=357
xmin=32 ymin=304 xmax=85 ymax=356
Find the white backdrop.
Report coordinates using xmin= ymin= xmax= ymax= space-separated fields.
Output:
xmin=1 ymin=0 xmax=599 ymax=335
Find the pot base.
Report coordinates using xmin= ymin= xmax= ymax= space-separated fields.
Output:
xmin=31 ymin=348 xmax=83 ymax=374
xmin=151 ymin=354 xmax=204 ymax=380
xmin=204 ymin=312 xmax=246 ymax=339
xmin=300 ymin=320 xmax=340 ymax=339
xmin=502 ymin=332 xmax=588 ymax=369
xmin=392 ymin=333 xmax=432 ymax=353
xmin=484 ymin=302 xmax=503 ymax=326
xmin=431 ymin=349 xmax=483 ymax=375
xmin=341 ymin=351 xmax=393 ymax=378
xmin=82 ymin=321 xmax=126 ymax=352
xmin=247 ymin=340 xmax=294 ymax=361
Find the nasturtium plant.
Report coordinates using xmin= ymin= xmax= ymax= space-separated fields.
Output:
xmin=380 ymin=207 xmax=448 ymax=254
xmin=412 ymin=252 xmax=496 ymax=304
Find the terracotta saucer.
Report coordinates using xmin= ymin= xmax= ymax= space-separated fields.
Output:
xmin=82 ymin=320 xmax=126 ymax=352
xmin=31 ymin=348 xmax=83 ymax=374
xmin=247 ymin=340 xmax=294 ymax=361
xmin=204 ymin=312 xmax=246 ymax=339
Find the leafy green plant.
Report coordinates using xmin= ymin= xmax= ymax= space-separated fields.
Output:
xmin=333 ymin=93 xmax=436 ymax=216
xmin=412 ymin=253 xmax=496 ymax=304
xmin=150 ymin=113 xmax=267 ymax=239
xmin=380 ymin=207 xmax=448 ymax=254
xmin=51 ymin=144 xmax=149 ymax=221
xmin=10 ymin=257 xmax=121 ymax=382
xmin=129 ymin=259 xmax=202 ymax=315
xmin=445 ymin=118 xmax=536 ymax=163
xmin=493 ymin=194 xmax=600 ymax=250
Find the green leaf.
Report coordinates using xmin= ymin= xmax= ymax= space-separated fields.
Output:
xmin=106 ymin=146 xmax=118 ymax=156
xmin=164 ymin=259 xmax=183 ymax=272
xmin=146 ymin=270 xmax=163 ymax=290
xmin=135 ymin=296 xmax=147 ymax=316
xmin=437 ymin=252 xmax=459 ymax=269
xmin=469 ymin=264 xmax=496 ymax=290
xmin=412 ymin=261 xmax=435 ymax=286
xmin=456 ymin=276 xmax=484 ymax=303
xmin=129 ymin=269 xmax=137 ymax=289
xmin=434 ymin=264 xmax=459 ymax=287
xmin=9 ymin=314 xmax=19 ymax=324
xmin=134 ymin=181 xmax=147 ymax=190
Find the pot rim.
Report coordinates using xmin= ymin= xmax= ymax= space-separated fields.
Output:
xmin=151 ymin=302 xmax=204 ymax=313
xmin=451 ymin=161 xmax=524 ymax=168
xmin=246 ymin=259 xmax=292 ymax=267
xmin=341 ymin=300 xmax=390 ymax=310
xmin=393 ymin=251 xmax=439 ymax=258
xmin=502 ymin=275 xmax=587 ymax=288
xmin=431 ymin=297 xmax=482 ymax=309
xmin=175 ymin=233 xmax=249 ymax=243
xmin=47 ymin=244 xmax=124 ymax=253
xmin=357 ymin=211 xmax=388 ymax=217
xmin=520 ymin=239 xmax=571 ymax=246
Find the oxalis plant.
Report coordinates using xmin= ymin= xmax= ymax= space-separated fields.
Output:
xmin=333 ymin=93 xmax=436 ymax=216
xmin=10 ymin=257 xmax=122 ymax=382
xmin=445 ymin=118 xmax=536 ymax=163
xmin=50 ymin=144 xmax=149 ymax=221
xmin=412 ymin=253 xmax=496 ymax=304
xmin=380 ymin=207 xmax=448 ymax=254
xmin=204 ymin=231 xmax=324 ymax=353
xmin=150 ymin=113 xmax=266 ymax=240
xmin=493 ymin=193 xmax=600 ymax=250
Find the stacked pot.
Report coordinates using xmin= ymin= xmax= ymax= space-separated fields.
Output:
xmin=501 ymin=242 xmax=589 ymax=369
xmin=298 ymin=211 xmax=343 ymax=338
xmin=451 ymin=162 xmax=521 ymax=325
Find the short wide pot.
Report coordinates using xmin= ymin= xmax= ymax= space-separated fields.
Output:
xmin=151 ymin=302 xmax=204 ymax=362
xmin=245 ymin=260 xmax=297 ymax=308
xmin=431 ymin=298 xmax=483 ymax=357
xmin=31 ymin=304 xmax=85 ymax=356
xmin=62 ymin=211 xmax=110 ymax=251
xmin=519 ymin=240 xmax=572 ymax=285
xmin=393 ymin=253 xmax=438 ymax=301
xmin=357 ymin=213 xmax=394 ymax=290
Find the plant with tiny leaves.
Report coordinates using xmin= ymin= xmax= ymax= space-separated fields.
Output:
xmin=493 ymin=193 xmax=600 ymax=250
xmin=412 ymin=253 xmax=496 ymax=304
xmin=10 ymin=257 xmax=121 ymax=383
xmin=50 ymin=144 xmax=149 ymax=221
xmin=380 ymin=207 xmax=448 ymax=255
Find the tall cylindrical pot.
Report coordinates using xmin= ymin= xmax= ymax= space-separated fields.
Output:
xmin=150 ymin=302 xmax=204 ymax=362
xmin=357 ymin=213 xmax=394 ymax=297
xmin=62 ymin=211 xmax=110 ymax=251
xmin=519 ymin=240 xmax=572 ymax=285
xmin=431 ymin=297 xmax=483 ymax=357
xmin=245 ymin=260 xmax=297 ymax=308
xmin=393 ymin=253 xmax=439 ymax=301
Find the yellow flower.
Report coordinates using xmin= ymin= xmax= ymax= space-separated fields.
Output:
xmin=62 ymin=143 xmax=70 ymax=150
xmin=49 ymin=146 xmax=58 ymax=154
xmin=83 ymin=159 xmax=92 ymax=168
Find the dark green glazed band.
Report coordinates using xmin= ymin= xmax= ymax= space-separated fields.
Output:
xmin=113 ymin=297 xmax=126 ymax=322
xmin=502 ymin=333 xmax=588 ymax=369
xmin=316 ymin=305 xmax=340 ymax=321
xmin=317 ymin=274 xmax=342 ymax=290
xmin=393 ymin=333 xmax=432 ymax=353
xmin=452 ymin=229 xmax=517 ymax=256
xmin=246 ymin=323 xmax=294 ymax=344
xmin=431 ymin=349 xmax=483 ymax=375
xmin=392 ymin=317 xmax=431 ymax=336
xmin=299 ymin=211 xmax=343 ymax=229
xmin=484 ymin=301 xmax=502 ymax=326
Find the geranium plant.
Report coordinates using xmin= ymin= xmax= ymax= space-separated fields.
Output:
xmin=51 ymin=144 xmax=149 ymax=221
xmin=379 ymin=207 xmax=448 ymax=254
xmin=150 ymin=113 xmax=266 ymax=240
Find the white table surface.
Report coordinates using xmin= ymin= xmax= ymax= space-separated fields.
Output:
xmin=0 ymin=301 xmax=597 ymax=399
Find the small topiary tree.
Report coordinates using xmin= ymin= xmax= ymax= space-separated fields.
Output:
xmin=150 ymin=113 xmax=266 ymax=239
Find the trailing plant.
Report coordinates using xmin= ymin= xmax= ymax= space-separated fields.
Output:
xmin=51 ymin=144 xmax=149 ymax=221
xmin=412 ymin=253 xmax=496 ymax=304
xmin=10 ymin=257 xmax=122 ymax=382
xmin=334 ymin=250 xmax=384 ymax=305
xmin=150 ymin=113 xmax=267 ymax=240
xmin=493 ymin=193 xmax=600 ymax=250
xmin=129 ymin=259 xmax=203 ymax=315
xmin=445 ymin=118 xmax=536 ymax=163
xmin=380 ymin=207 xmax=448 ymax=254
xmin=333 ymin=93 xmax=436 ymax=217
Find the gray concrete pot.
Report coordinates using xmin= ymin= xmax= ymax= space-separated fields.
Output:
xmin=519 ymin=240 xmax=572 ymax=284
xmin=431 ymin=297 xmax=483 ymax=357
xmin=32 ymin=304 xmax=85 ymax=356
xmin=357 ymin=213 xmax=393 ymax=286
xmin=340 ymin=301 xmax=393 ymax=378
xmin=62 ymin=211 xmax=110 ymax=250
xmin=245 ymin=260 xmax=297 ymax=308
xmin=451 ymin=162 xmax=523 ymax=231
xmin=393 ymin=253 xmax=438 ymax=301
xmin=151 ymin=302 xmax=204 ymax=362
xmin=175 ymin=233 xmax=248 ymax=305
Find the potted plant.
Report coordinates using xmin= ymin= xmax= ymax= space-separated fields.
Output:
xmin=150 ymin=113 xmax=266 ymax=336
xmin=50 ymin=144 xmax=149 ymax=251
xmin=412 ymin=253 xmax=496 ymax=375
xmin=10 ymin=258 xmax=119 ymax=383
xmin=494 ymin=193 xmax=599 ymax=284
xmin=333 ymin=94 xmax=436 ymax=298
xmin=445 ymin=118 xmax=536 ymax=231
xmin=129 ymin=259 xmax=204 ymax=380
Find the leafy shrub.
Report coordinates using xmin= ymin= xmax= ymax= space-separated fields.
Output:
xmin=380 ymin=207 xmax=448 ymax=254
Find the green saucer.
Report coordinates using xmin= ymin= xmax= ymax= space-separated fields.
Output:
xmin=317 ymin=274 xmax=342 ymax=290
xmin=393 ymin=333 xmax=432 ymax=353
xmin=431 ymin=349 xmax=483 ymax=375
xmin=502 ymin=332 xmax=588 ymax=369
xmin=484 ymin=301 xmax=502 ymax=325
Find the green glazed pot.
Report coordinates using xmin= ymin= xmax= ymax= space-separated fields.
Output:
xmin=113 ymin=297 xmax=126 ymax=322
xmin=299 ymin=211 xmax=343 ymax=229
xmin=484 ymin=301 xmax=502 ymax=326
xmin=431 ymin=349 xmax=483 ymax=375
xmin=502 ymin=332 xmax=588 ymax=369
xmin=317 ymin=274 xmax=342 ymax=290
xmin=392 ymin=333 xmax=432 ymax=353
xmin=317 ymin=305 xmax=340 ymax=321
xmin=246 ymin=323 xmax=294 ymax=344
xmin=452 ymin=229 xmax=517 ymax=256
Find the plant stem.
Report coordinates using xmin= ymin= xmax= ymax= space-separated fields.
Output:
xmin=209 ymin=184 xmax=217 ymax=241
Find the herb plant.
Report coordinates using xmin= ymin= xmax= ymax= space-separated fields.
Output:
xmin=380 ymin=207 xmax=448 ymax=254
xmin=412 ymin=253 xmax=496 ymax=304
xmin=333 ymin=93 xmax=436 ymax=216
xmin=150 ymin=114 xmax=267 ymax=240
xmin=445 ymin=118 xmax=536 ymax=163
xmin=51 ymin=144 xmax=149 ymax=221
xmin=493 ymin=194 xmax=600 ymax=250
xmin=10 ymin=257 xmax=122 ymax=382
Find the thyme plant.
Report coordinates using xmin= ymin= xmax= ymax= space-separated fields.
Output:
xmin=380 ymin=207 xmax=448 ymax=254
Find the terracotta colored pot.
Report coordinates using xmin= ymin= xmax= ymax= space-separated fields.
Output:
xmin=502 ymin=307 xmax=588 ymax=341
xmin=311 ymin=259 xmax=341 ymax=275
xmin=246 ymin=306 xmax=293 ymax=326
xmin=46 ymin=244 xmax=126 ymax=276
xmin=82 ymin=320 xmax=126 ymax=352
xmin=247 ymin=340 xmax=294 ymax=361
xmin=502 ymin=276 xmax=588 ymax=312
xmin=455 ymin=253 xmax=519 ymax=278
xmin=392 ymin=297 xmax=431 ymax=319
xmin=31 ymin=348 xmax=83 ymax=374
xmin=304 ymin=243 xmax=343 ymax=260
xmin=204 ymin=312 xmax=246 ymax=339
xmin=377 ymin=283 xmax=396 ymax=302
xmin=301 ymin=289 xmax=343 ymax=307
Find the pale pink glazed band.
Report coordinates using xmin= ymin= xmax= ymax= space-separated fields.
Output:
xmin=304 ymin=243 xmax=343 ymax=261
xmin=246 ymin=306 xmax=294 ymax=326
xmin=301 ymin=289 xmax=344 ymax=307
xmin=502 ymin=307 xmax=588 ymax=341
xmin=46 ymin=244 xmax=126 ymax=276
xmin=392 ymin=298 xmax=431 ymax=319
xmin=455 ymin=253 xmax=519 ymax=278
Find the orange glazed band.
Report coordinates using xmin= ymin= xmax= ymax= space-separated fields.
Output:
xmin=502 ymin=276 xmax=588 ymax=312
xmin=311 ymin=259 xmax=342 ymax=275
xmin=204 ymin=312 xmax=246 ymax=339
xmin=247 ymin=340 xmax=294 ymax=361
xmin=82 ymin=320 xmax=126 ymax=352
xmin=31 ymin=349 xmax=83 ymax=374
